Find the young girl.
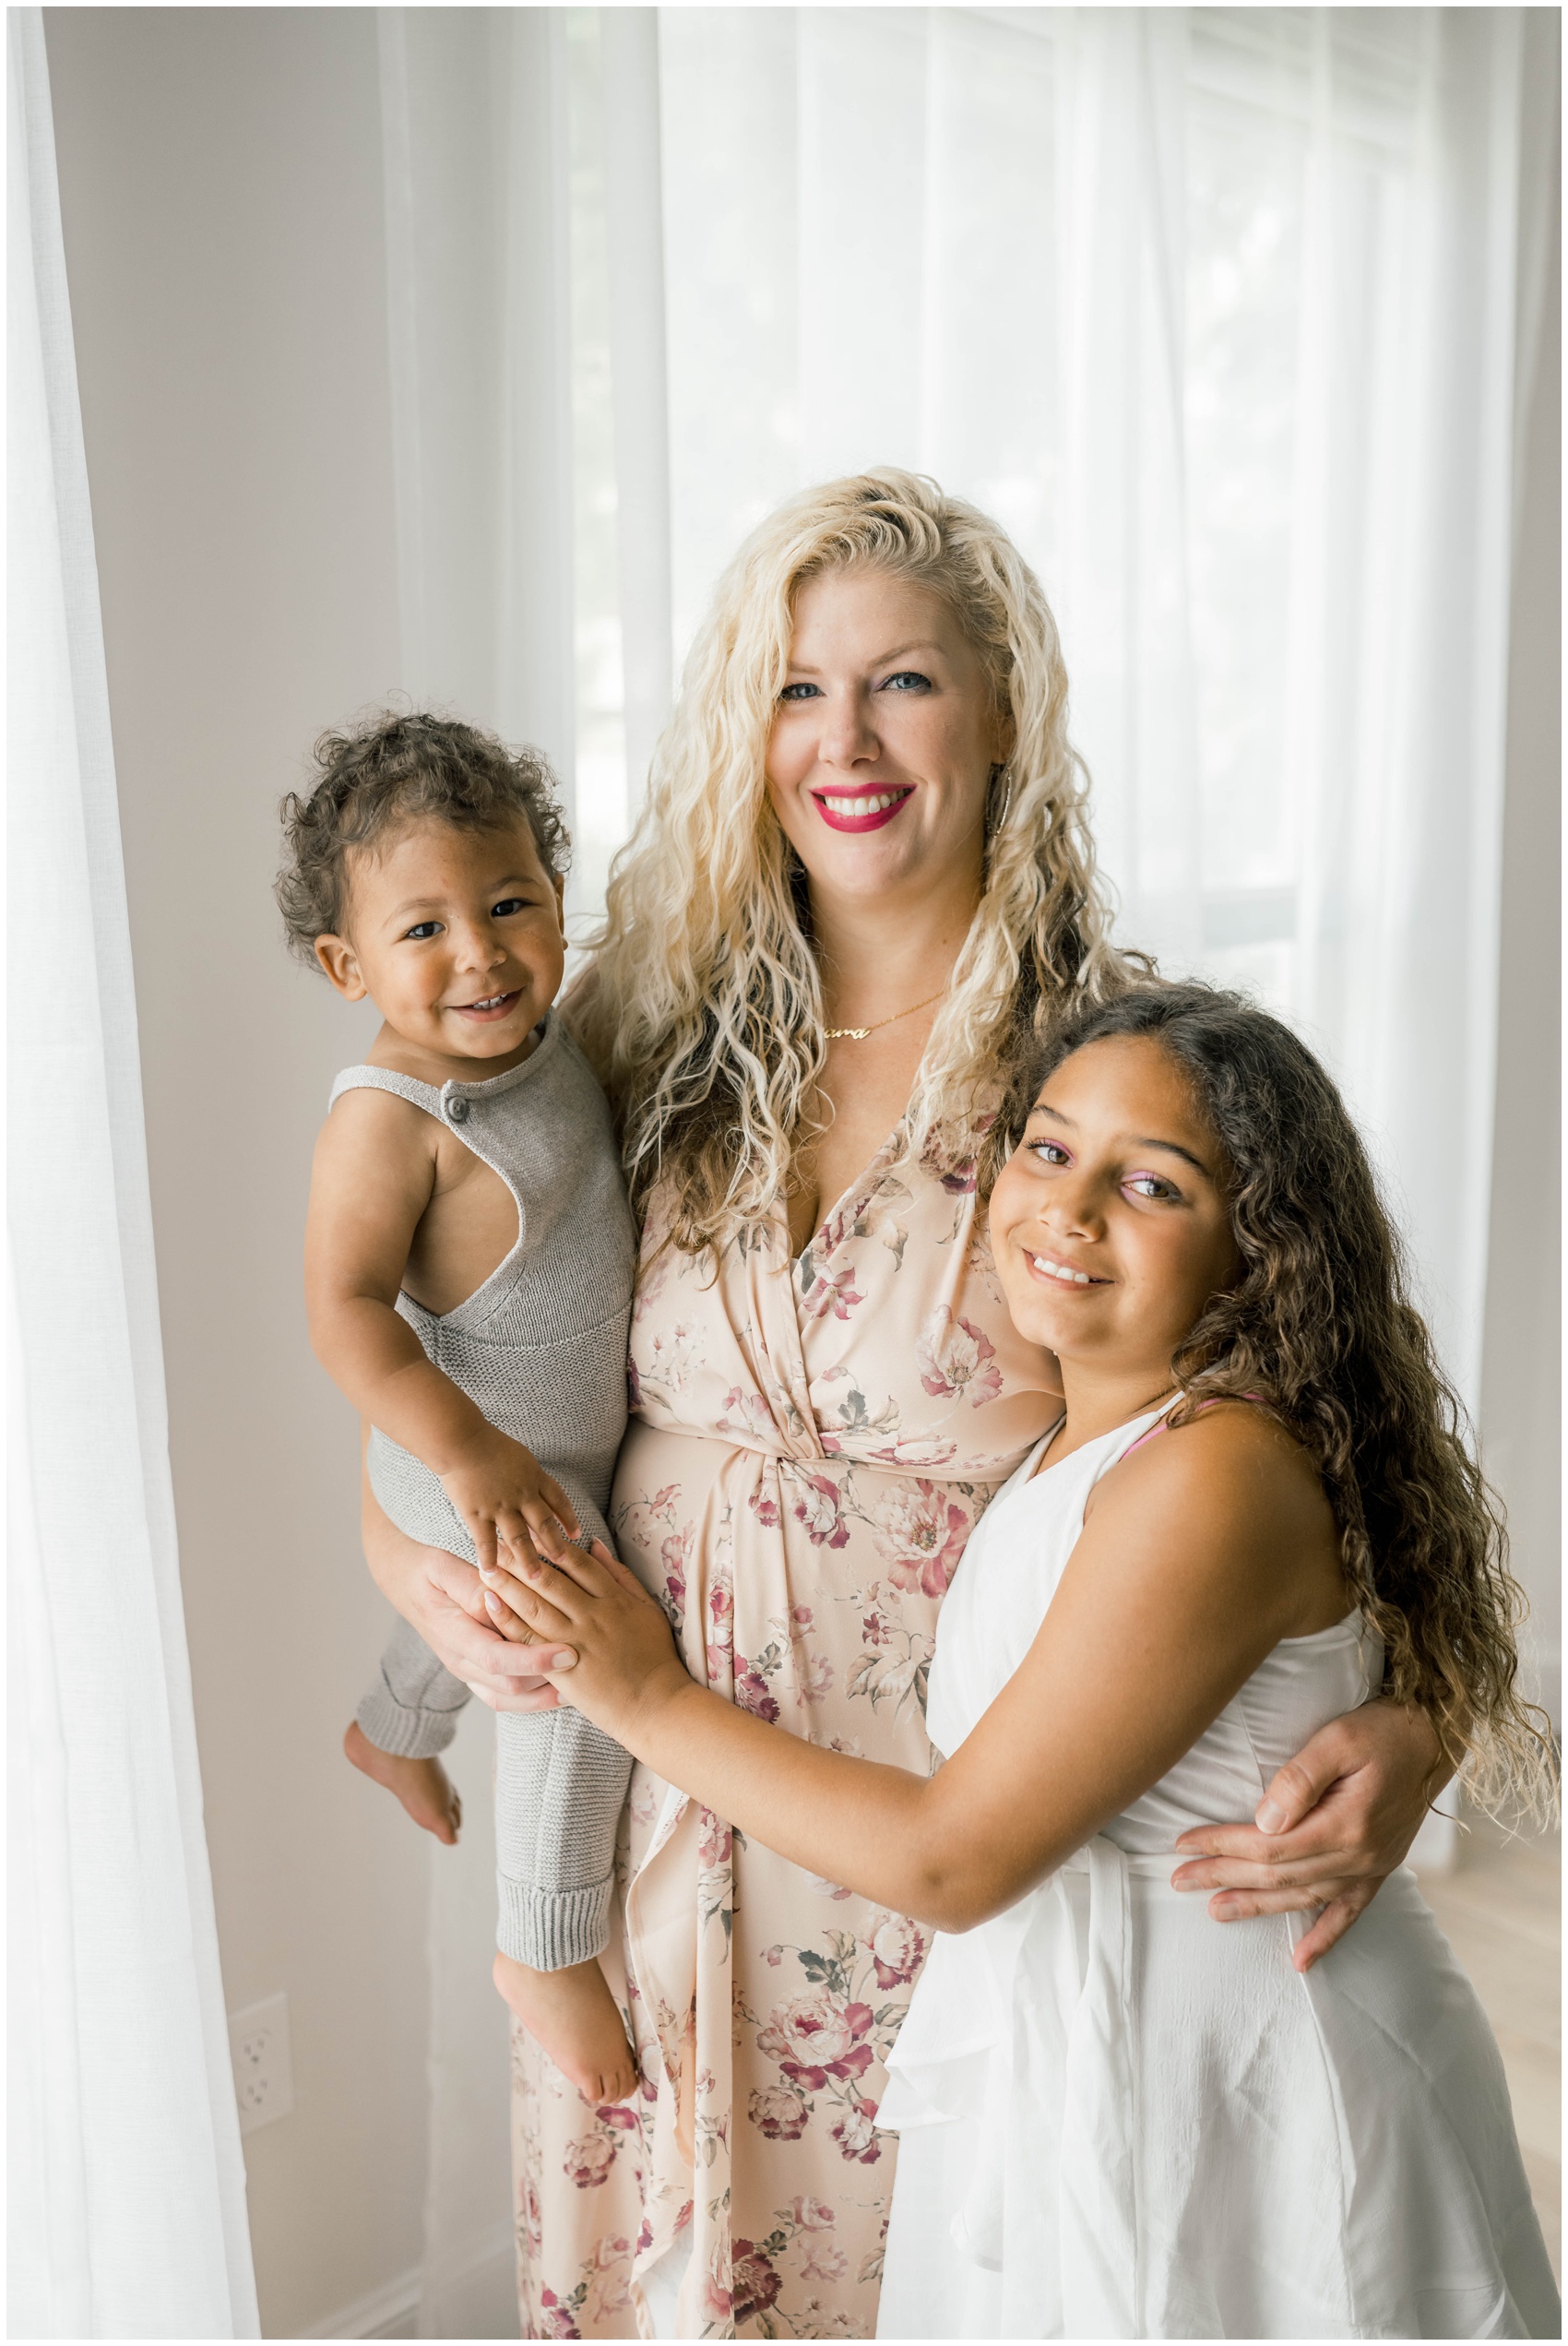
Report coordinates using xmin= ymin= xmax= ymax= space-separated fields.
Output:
xmin=281 ymin=711 xmax=639 ymax=2105
xmin=485 ymin=982 xmax=1559 ymax=2338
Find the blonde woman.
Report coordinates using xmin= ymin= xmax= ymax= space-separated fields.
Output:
xmin=364 ymin=473 xmax=1450 ymax=2338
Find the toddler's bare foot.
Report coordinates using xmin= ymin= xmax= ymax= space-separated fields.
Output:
xmin=494 ymin=1950 xmax=638 ymax=2106
xmin=343 ymin=1720 xmax=462 ymax=1845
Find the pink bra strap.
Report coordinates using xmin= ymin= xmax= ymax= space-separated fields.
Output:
xmin=1125 ymin=1391 xmax=1266 ymax=1458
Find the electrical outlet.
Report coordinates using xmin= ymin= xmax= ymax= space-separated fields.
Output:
xmin=228 ymin=1992 xmax=294 ymax=2137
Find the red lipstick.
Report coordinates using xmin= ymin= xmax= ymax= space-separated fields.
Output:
xmin=810 ymin=784 xmax=914 ymax=834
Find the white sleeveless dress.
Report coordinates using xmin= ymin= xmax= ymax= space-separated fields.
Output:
xmin=875 ymin=1408 xmax=1559 ymax=2340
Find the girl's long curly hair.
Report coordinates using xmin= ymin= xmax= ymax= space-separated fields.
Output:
xmin=1017 ymin=982 xmax=1555 ymax=1817
xmin=572 ymin=469 xmax=1133 ymax=1252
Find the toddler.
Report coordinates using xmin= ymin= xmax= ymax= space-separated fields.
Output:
xmin=278 ymin=709 xmax=638 ymax=2104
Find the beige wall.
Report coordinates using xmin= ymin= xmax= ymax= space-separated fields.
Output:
xmin=44 ymin=12 xmax=427 ymax=2337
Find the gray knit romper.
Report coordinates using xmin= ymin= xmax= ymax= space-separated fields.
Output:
xmin=339 ymin=1013 xmax=637 ymax=1971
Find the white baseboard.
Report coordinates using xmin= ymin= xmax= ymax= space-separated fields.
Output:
xmin=301 ymin=2224 xmax=516 ymax=2340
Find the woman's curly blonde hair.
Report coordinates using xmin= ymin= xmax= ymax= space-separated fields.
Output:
xmin=573 ymin=469 xmax=1130 ymax=1252
xmin=1020 ymin=983 xmax=1558 ymax=1820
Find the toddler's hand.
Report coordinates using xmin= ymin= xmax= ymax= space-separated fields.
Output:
xmin=438 ymin=1429 xmax=582 ymax=1578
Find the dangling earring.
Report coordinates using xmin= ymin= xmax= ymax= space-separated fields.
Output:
xmin=986 ymin=765 xmax=1014 ymax=840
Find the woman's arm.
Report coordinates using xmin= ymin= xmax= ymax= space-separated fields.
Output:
xmin=486 ymin=1411 xmax=1337 ymax=1931
xmin=1170 ymin=1701 xmax=1447 ymax=1966
xmin=362 ymin=1468 xmax=564 ymax=1714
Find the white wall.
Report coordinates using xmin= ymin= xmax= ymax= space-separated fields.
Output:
xmin=44 ymin=12 xmax=432 ymax=2337
xmin=1480 ymin=128 xmax=1562 ymax=1729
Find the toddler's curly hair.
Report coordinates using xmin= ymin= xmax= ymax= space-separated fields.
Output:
xmin=276 ymin=709 xmax=571 ymax=965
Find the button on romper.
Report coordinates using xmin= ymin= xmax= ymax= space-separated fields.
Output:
xmin=340 ymin=1013 xmax=637 ymax=1971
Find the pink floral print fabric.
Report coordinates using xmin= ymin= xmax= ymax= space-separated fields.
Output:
xmin=512 ymin=1131 xmax=1058 ymax=2339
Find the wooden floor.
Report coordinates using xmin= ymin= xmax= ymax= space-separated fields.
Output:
xmin=1418 ymin=1815 xmax=1562 ymax=2283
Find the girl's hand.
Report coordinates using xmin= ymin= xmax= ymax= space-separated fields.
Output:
xmin=1170 ymin=1699 xmax=1444 ymax=1970
xmin=362 ymin=1475 xmax=566 ymax=1712
xmin=473 ymin=1540 xmax=691 ymax=1735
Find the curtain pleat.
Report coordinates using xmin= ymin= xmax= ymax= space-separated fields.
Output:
xmin=602 ymin=7 xmax=675 ymax=820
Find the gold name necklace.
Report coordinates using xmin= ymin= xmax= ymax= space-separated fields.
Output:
xmin=823 ymin=987 xmax=948 ymax=1042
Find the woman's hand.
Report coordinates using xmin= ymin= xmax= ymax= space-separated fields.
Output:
xmin=1170 ymin=1699 xmax=1447 ymax=1971
xmin=362 ymin=1473 xmax=566 ymax=1713
xmin=472 ymin=1540 xmax=691 ymax=1737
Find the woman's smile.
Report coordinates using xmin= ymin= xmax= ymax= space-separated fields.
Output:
xmin=810 ymin=783 xmax=915 ymax=831
xmin=766 ymin=567 xmax=1006 ymax=899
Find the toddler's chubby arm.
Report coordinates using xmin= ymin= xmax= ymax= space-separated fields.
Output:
xmin=305 ymin=1086 xmax=581 ymax=1573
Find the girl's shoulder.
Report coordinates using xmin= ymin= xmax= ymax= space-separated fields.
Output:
xmin=1090 ymin=1399 xmax=1347 ymax=1635
xmin=1108 ymin=1397 xmax=1324 ymax=1513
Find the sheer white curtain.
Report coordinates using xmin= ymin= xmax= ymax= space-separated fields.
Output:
xmin=376 ymin=6 xmax=1550 ymax=2319
xmin=381 ymin=1 xmax=1551 ymax=1392
xmin=6 ymin=10 xmax=259 ymax=2336
xmin=377 ymin=7 xmax=577 ymax=785
xmin=640 ymin=4 xmax=1543 ymax=1405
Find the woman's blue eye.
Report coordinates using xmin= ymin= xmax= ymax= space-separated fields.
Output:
xmin=882 ymin=670 xmax=932 ymax=692
xmin=779 ymin=682 xmax=822 ymax=702
xmin=404 ymin=920 xmax=442 ymax=941
xmin=491 ymin=897 xmax=527 ymax=918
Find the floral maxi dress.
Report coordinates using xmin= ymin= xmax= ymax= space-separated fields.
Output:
xmin=512 ymin=1132 xmax=1058 ymax=2339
